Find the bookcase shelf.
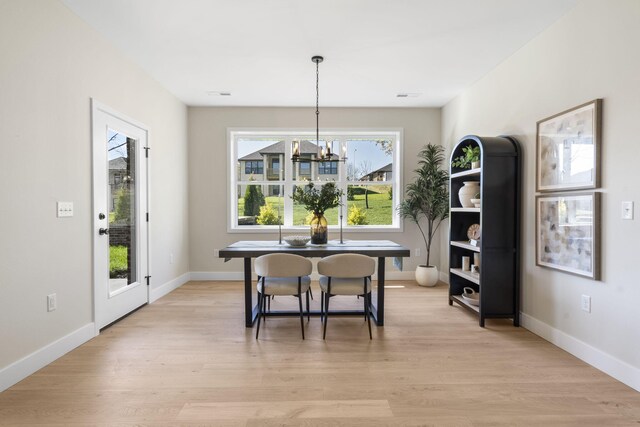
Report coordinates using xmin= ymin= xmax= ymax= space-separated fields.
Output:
xmin=450 ymin=240 xmax=480 ymax=252
xmin=450 ymin=268 xmax=480 ymax=285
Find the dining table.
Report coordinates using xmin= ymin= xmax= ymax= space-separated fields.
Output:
xmin=219 ymin=239 xmax=410 ymax=327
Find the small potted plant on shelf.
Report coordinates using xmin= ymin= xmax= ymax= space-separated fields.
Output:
xmin=397 ymin=144 xmax=449 ymax=287
xmin=451 ymin=144 xmax=480 ymax=169
xmin=291 ymin=182 xmax=343 ymax=244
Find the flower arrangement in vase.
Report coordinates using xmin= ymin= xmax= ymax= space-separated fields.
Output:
xmin=291 ymin=182 xmax=343 ymax=244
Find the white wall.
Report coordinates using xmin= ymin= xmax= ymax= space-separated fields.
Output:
xmin=441 ymin=0 xmax=640 ymax=389
xmin=0 ymin=0 xmax=189 ymax=378
xmin=188 ymin=107 xmax=440 ymax=277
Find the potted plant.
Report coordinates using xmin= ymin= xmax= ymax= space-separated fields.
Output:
xmin=397 ymin=144 xmax=449 ymax=287
xmin=291 ymin=182 xmax=343 ymax=244
xmin=451 ymin=144 xmax=480 ymax=169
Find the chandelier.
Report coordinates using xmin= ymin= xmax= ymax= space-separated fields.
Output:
xmin=291 ymin=56 xmax=346 ymax=163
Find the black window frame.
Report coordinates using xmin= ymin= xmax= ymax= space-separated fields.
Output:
xmin=245 ymin=160 xmax=264 ymax=174
xmin=318 ymin=161 xmax=338 ymax=175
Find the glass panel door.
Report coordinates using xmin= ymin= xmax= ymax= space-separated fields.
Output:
xmin=92 ymin=100 xmax=148 ymax=330
xmin=107 ymin=130 xmax=137 ymax=296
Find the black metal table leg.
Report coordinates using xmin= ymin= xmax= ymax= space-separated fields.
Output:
xmin=376 ymin=257 xmax=385 ymax=326
xmin=244 ymin=257 xmax=255 ymax=327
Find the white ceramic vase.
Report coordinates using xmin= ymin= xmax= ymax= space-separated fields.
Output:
xmin=458 ymin=181 xmax=480 ymax=208
xmin=415 ymin=265 xmax=439 ymax=287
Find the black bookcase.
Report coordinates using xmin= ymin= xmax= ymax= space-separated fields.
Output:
xmin=448 ymin=135 xmax=521 ymax=327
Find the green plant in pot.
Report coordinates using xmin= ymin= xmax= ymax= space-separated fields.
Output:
xmin=451 ymin=144 xmax=480 ymax=169
xmin=291 ymin=182 xmax=343 ymax=244
xmin=397 ymin=144 xmax=449 ymax=287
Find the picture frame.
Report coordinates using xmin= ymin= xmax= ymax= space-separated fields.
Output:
xmin=536 ymin=99 xmax=602 ymax=192
xmin=535 ymin=192 xmax=600 ymax=280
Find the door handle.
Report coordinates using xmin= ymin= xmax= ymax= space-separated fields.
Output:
xmin=99 ymin=228 xmax=109 ymax=235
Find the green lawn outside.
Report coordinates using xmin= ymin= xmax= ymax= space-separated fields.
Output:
xmin=237 ymin=186 xmax=392 ymax=226
xmin=109 ymin=245 xmax=128 ymax=278
xmin=347 ymin=191 xmax=393 ymax=225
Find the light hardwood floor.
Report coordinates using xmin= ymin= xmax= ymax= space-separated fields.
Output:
xmin=1 ymin=281 xmax=639 ymax=426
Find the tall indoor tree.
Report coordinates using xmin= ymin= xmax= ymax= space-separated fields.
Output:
xmin=398 ymin=144 xmax=449 ymax=286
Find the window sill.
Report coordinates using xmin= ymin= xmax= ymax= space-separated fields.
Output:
xmin=228 ymin=225 xmax=402 ymax=233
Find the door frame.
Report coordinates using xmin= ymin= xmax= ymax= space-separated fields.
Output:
xmin=91 ymin=99 xmax=151 ymax=334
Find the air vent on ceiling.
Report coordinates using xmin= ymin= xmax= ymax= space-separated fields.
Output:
xmin=207 ymin=91 xmax=231 ymax=96
xmin=396 ymin=93 xmax=421 ymax=98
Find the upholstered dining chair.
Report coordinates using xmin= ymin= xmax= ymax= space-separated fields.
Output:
xmin=254 ymin=253 xmax=312 ymax=339
xmin=317 ymin=254 xmax=376 ymax=339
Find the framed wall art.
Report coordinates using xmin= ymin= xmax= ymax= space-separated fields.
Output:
xmin=535 ymin=192 xmax=600 ymax=280
xmin=536 ymin=99 xmax=602 ymax=192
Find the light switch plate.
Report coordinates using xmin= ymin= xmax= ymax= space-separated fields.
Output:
xmin=47 ymin=293 xmax=57 ymax=312
xmin=622 ymin=201 xmax=634 ymax=220
xmin=57 ymin=201 xmax=73 ymax=217
xmin=581 ymin=295 xmax=591 ymax=313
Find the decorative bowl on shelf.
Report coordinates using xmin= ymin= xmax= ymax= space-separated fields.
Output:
xmin=462 ymin=287 xmax=480 ymax=306
xmin=470 ymin=198 xmax=481 ymax=208
xmin=283 ymin=235 xmax=310 ymax=247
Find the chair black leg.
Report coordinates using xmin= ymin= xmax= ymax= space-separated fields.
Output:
xmin=320 ymin=292 xmax=324 ymax=323
xmin=263 ymin=292 xmax=268 ymax=320
xmin=363 ymin=294 xmax=367 ymax=321
xmin=309 ymin=286 xmax=314 ymax=300
xmin=298 ymin=295 xmax=305 ymax=340
xmin=323 ymin=294 xmax=330 ymax=339
xmin=365 ymin=292 xmax=372 ymax=339
xmin=256 ymin=292 xmax=263 ymax=339
xmin=306 ymin=290 xmax=310 ymax=321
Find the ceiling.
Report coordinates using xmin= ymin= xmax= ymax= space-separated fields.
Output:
xmin=62 ymin=0 xmax=577 ymax=107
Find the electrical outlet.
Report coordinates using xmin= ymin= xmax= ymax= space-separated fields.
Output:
xmin=581 ymin=295 xmax=591 ymax=313
xmin=415 ymin=248 xmax=421 ymax=257
xmin=56 ymin=201 xmax=73 ymax=217
xmin=47 ymin=294 xmax=57 ymax=312
xmin=214 ymin=249 xmax=220 ymax=258
xmin=170 ymin=253 xmax=174 ymax=264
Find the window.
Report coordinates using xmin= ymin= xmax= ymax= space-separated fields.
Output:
xmin=244 ymin=160 xmax=263 ymax=175
xmin=229 ymin=130 xmax=402 ymax=231
xmin=299 ymin=161 xmax=311 ymax=175
xmin=319 ymin=161 xmax=337 ymax=175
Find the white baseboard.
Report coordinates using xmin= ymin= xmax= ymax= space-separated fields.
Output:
xmin=439 ymin=271 xmax=449 ymax=284
xmin=190 ymin=271 xmax=244 ymax=281
xmin=0 ymin=323 xmax=96 ymax=392
xmin=520 ymin=312 xmax=640 ymax=392
xmin=383 ymin=271 xmax=415 ymax=280
xmin=149 ymin=272 xmax=191 ymax=303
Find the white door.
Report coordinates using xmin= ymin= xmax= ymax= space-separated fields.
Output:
xmin=92 ymin=100 xmax=149 ymax=330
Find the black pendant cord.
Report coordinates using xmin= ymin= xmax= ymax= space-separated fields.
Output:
xmin=316 ymin=58 xmax=320 ymax=159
